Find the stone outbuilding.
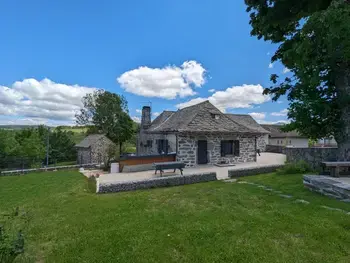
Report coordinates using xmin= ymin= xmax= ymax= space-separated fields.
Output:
xmin=75 ymin=134 xmax=115 ymax=165
xmin=137 ymin=101 xmax=269 ymax=167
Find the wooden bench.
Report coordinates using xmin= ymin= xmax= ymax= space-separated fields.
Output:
xmin=322 ymin=161 xmax=350 ymax=177
xmin=153 ymin=161 xmax=185 ymax=177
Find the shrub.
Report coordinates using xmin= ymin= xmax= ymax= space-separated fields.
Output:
xmin=276 ymin=160 xmax=311 ymax=175
xmin=0 ymin=208 xmax=25 ymax=263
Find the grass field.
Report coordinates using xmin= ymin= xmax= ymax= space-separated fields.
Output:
xmin=1 ymin=172 xmax=350 ymax=262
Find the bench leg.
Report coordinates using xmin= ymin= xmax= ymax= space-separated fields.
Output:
xmin=330 ymin=167 xmax=336 ymax=177
xmin=180 ymin=168 xmax=183 ymax=175
xmin=335 ymin=166 xmax=340 ymax=177
xmin=174 ymin=169 xmax=176 ymax=173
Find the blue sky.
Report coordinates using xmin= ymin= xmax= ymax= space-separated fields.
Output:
xmin=0 ymin=0 xmax=289 ymax=126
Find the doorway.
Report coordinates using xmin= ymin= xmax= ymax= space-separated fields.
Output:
xmin=197 ymin=140 xmax=208 ymax=164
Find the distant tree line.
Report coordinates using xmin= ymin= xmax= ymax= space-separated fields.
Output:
xmin=0 ymin=126 xmax=76 ymax=170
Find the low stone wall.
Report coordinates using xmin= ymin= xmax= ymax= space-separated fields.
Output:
xmin=286 ymin=147 xmax=338 ymax=170
xmin=97 ymin=172 xmax=217 ymax=193
xmin=228 ymin=165 xmax=284 ymax=178
xmin=303 ymin=175 xmax=350 ymax=201
xmin=266 ymin=145 xmax=286 ymax=154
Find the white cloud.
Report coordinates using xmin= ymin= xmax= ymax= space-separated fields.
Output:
xmin=176 ymin=98 xmax=208 ymax=109
xmin=176 ymin=84 xmax=270 ymax=112
xmin=152 ymin=112 xmax=160 ymax=117
xmin=268 ymin=63 xmax=274 ymax=69
xmin=277 ymin=101 xmax=283 ymax=104
xmin=249 ymin=112 xmax=266 ymax=120
xmin=136 ymin=109 xmax=142 ymax=114
xmin=0 ymin=116 xmax=75 ymax=126
xmin=271 ymin=109 xmax=288 ymax=116
xmin=0 ymin=78 xmax=97 ymax=122
xmin=258 ymin=119 xmax=290 ymax=125
xmin=208 ymin=89 xmax=215 ymax=93
xmin=131 ymin=116 xmax=141 ymax=123
xmin=117 ymin=60 xmax=206 ymax=99
xmin=282 ymin=67 xmax=291 ymax=74
xmin=0 ymin=86 xmax=24 ymax=105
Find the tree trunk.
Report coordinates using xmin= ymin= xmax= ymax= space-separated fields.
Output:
xmin=334 ymin=68 xmax=350 ymax=161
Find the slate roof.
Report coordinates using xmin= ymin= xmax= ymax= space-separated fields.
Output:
xmin=75 ymin=134 xmax=106 ymax=148
xmin=261 ymin=124 xmax=307 ymax=138
xmin=226 ymin=114 xmax=270 ymax=134
xmin=146 ymin=101 xmax=264 ymax=134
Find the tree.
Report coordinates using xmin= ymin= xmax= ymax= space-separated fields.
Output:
xmin=245 ymin=0 xmax=350 ymax=159
xmin=20 ymin=131 xmax=46 ymax=166
xmin=48 ymin=128 xmax=76 ymax=164
xmin=76 ymin=90 xmax=134 ymax=152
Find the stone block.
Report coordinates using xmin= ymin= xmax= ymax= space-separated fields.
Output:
xmin=98 ymin=172 xmax=217 ymax=193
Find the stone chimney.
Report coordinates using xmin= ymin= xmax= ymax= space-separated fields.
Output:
xmin=141 ymin=106 xmax=151 ymax=129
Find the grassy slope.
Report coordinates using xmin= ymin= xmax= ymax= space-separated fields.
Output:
xmin=1 ymin=172 xmax=350 ymax=263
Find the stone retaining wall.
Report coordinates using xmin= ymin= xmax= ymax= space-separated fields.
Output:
xmin=303 ymin=175 xmax=350 ymax=201
xmin=266 ymin=145 xmax=286 ymax=154
xmin=228 ymin=165 xmax=285 ymax=178
xmin=97 ymin=172 xmax=217 ymax=193
xmin=286 ymin=147 xmax=338 ymax=170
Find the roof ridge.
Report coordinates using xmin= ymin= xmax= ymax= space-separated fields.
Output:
xmin=178 ymin=100 xmax=210 ymax=111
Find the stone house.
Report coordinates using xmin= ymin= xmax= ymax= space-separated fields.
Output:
xmin=261 ymin=124 xmax=309 ymax=147
xmin=137 ymin=101 xmax=269 ymax=167
xmin=75 ymin=134 xmax=115 ymax=164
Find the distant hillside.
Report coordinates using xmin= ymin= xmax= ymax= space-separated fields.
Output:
xmin=0 ymin=125 xmax=44 ymax=130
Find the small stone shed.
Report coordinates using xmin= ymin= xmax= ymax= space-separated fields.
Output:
xmin=137 ymin=101 xmax=269 ymax=167
xmin=75 ymin=134 xmax=115 ymax=165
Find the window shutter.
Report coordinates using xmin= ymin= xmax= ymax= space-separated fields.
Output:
xmin=165 ymin=140 xmax=169 ymax=154
xmin=234 ymin=140 xmax=240 ymax=156
xmin=221 ymin=141 xmax=224 ymax=157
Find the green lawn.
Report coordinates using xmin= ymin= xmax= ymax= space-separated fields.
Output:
xmin=1 ymin=172 xmax=350 ymax=263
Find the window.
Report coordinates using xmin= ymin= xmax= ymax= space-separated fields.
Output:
xmin=221 ymin=140 xmax=239 ymax=157
xmin=146 ymin=140 xmax=153 ymax=147
xmin=211 ymin=113 xmax=220 ymax=119
xmin=156 ymin=139 xmax=168 ymax=154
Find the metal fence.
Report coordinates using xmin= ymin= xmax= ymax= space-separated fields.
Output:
xmin=0 ymin=156 xmax=77 ymax=172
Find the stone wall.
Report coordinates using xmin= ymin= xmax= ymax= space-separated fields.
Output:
xmin=137 ymin=132 xmax=177 ymax=155
xmin=90 ymin=136 xmax=115 ymax=164
xmin=228 ymin=164 xmax=285 ymax=178
xmin=303 ymin=175 xmax=350 ymax=201
xmin=286 ymin=147 xmax=338 ymax=170
xmin=257 ymin=135 xmax=267 ymax=152
xmin=176 ymin=133 xmax=257 ymax=167
xmin=97 ymin=172 xmax=217 ymax=193
xmin=266 ymin=144 xmax=286 ymax=154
